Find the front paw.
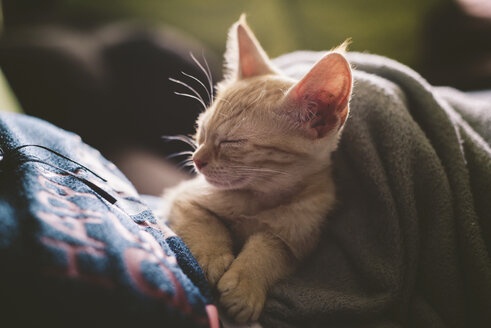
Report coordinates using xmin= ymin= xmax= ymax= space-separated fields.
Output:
xmin=217 ymin=268 xmax=266 ymax=324
xmin=195 ymin=251 xmax=234 ymax=286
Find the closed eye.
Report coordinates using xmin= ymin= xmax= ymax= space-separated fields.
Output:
xmin=219 ymin=139 xmax=247 ymax=146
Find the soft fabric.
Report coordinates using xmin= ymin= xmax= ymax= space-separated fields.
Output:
xmin=0 ymin=111 xmax=218 ymax=328
xmin=252 ymin=52 xmax=491 ymax=327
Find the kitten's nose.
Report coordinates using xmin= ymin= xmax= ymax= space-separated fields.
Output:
xmin=194 ymin=159 xmax=208 ymax=170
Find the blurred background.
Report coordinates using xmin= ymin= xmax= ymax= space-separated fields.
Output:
xmin=0 ymin=0 xmax=490 ymax=194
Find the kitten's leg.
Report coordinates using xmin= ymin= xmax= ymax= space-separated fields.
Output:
xmin=217 ymin=232 xmax=295 ymax=323
xmin=168 ymin=202 xmax=234 ymax=286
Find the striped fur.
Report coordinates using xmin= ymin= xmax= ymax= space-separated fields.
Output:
xmin=161 ymin=15 xmax=352 ymax=324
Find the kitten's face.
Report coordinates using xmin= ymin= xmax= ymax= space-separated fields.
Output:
xmin=192 ymin=76 xmax=346 ymax=192
xmin=193 ymin=76 xmax=303 ymax=191
xmin=191 ymin=18 xmax=352 ymax=193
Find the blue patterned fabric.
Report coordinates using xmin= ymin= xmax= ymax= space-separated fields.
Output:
xmin=0 ymin=111 xmax=218 ymax=328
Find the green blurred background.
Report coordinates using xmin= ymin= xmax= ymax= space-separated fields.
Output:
xmin=4 ymin=0 xmax=491 ymax=92
xmin=2 ymin=0 xmax=445 ymax=69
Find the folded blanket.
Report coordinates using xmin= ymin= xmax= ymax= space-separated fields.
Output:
xmin=256 ymin=52 xmax=491 ymax=327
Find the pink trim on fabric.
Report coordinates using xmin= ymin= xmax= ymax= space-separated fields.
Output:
xmin=205 ymin=305 xmax=220 ymax=328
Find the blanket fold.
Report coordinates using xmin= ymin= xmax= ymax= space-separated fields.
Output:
xmin=260 ymin=52 xmax=491 ymax=328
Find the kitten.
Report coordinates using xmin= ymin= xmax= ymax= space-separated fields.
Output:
xmin=161 ymin=15 xmax=352 ymax=324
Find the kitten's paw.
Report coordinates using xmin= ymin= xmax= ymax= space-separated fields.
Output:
xmin=197 ymin=251 xmax=234 ymax=286
xmin=217 ymin=269 xmax=265 ymax=324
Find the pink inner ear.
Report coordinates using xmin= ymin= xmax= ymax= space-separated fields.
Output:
xmin=237 ymin=24 xmax=273 ymax=78
xmin=286 ymin=53 xmax=352 ymax=138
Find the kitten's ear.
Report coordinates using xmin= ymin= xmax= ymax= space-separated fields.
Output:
xmin=224 ymin=14 xmax=276 ymax=80
xmin=284 ymin=52 xmax=352 ymax=139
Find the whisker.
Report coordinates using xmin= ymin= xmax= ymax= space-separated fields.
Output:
xmin=189 ymin=164 xmax=198 ymax=175
xmin=213 ymin=96 xmax=230 ymax=105
xmin=162 ymin=135 xmax=197 ymax=149
xmin=201 ymin=51 xmax=214 ymax=101
xmin=181 ymin=71 xmax=211 ymax=104
xmin=180 ymin=163 xmax=198 ymax=175
xmin=173 ymin=91 xmax=207 ymax=111
xmin=235 ymin=167 xmax=289 ymax=174
xmin=177 ymin=158 xmax=194 ymax=170
xmin=169 ymin=77 xmax=206 ymax=106
xmin=229 ymin=166 xmax=289 ymax=176
xmin=162 ymin=134 xmax=195 ymax=143
xmin=166 ymin=150 xmax=194 ymax=160
xmin=190 ymin=52 xmax=213 ymax=104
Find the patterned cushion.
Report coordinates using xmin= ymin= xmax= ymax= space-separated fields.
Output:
xmin=0 ymin=111 xmax=218 ymax=328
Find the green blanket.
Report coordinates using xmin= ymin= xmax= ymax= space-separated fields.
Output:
xmin=261 ymin=52 xmax=491 ymax=327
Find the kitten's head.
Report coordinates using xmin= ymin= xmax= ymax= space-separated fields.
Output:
xmin=192 ymin=15 xmax=352 ymax=193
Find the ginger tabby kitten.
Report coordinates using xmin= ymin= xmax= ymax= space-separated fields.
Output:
xmin=161 ymin=15 xmax=352 ymax=324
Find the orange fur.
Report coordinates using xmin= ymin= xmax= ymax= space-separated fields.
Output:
xmin=160 ymin=15 xmax=352 ymax=324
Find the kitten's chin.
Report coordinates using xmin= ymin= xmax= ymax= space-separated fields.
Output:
xmin=203 ymin=175 xmax=250 ymax=190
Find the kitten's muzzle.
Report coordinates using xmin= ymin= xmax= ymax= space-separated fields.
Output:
xmin=194 ymin=159 xmax=208 ymax=170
